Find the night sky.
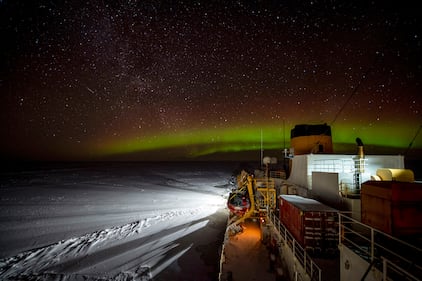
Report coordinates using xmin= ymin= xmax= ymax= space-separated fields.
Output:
xmin=1 ymin=1 xmax=421 ymax=161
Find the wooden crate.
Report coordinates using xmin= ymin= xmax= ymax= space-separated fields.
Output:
xmin=361 ymin=181 xmax=422 ymax=237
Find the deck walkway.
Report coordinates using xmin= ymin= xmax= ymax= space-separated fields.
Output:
xmin=220 ymin=219 xmax=286 ymax=281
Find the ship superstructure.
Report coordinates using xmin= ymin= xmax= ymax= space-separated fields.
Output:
xmin=219 ymin=124 xmax=422 ymax=281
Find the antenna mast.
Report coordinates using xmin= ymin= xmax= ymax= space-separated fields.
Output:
xmin=283 ymin=119 xmax=286 ymax=149
xmin=260 ymin=129 xmax=263 ymax=167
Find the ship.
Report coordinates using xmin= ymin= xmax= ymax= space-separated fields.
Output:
xmin=218 ymin=124 xmax=422 ymax=281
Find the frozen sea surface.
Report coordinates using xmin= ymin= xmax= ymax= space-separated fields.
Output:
xmin=0 ymin=162 xmax=239 ymax=280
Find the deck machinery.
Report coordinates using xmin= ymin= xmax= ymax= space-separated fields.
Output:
xmin=226 ymin=169 xmax=277 ymax=235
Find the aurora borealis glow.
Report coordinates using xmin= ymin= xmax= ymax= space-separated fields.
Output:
xmin=1 ymin=1 xmax=421 ymax=161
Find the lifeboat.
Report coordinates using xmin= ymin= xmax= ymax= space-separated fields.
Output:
xmin=227 ymin=191 xmax=250 ymax=216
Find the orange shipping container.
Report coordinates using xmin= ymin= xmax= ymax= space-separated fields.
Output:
xmin=279 ymin=195 xmax=338 ymax=254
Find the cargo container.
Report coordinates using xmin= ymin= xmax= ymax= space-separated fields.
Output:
xmin=279 ymin=195 xmax=338 ymax=254
xmin=361 ymin=181 xmax=422 ymax=237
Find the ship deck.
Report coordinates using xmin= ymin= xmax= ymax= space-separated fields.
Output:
xmin=220 ymin=219 xmax=287 ymax=281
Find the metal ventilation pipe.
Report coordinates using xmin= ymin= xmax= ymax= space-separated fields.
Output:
xmin=354 ymin=138 xmax=365 ymax=191
xmin=356 ymin=137 xmax=364 ymax=160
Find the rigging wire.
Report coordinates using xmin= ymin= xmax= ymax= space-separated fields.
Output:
xmin=309 ymin=50 xmax=382 ymax=153
xmin=329 ymin=14 xmax=399 ymax=128
xmin=309 ymin=52 xmax=381 ymax=151
xmin=329 ymin=54 xmax=379 ymax=127
xmin=404 ymin=125 xmax=422 ymax=156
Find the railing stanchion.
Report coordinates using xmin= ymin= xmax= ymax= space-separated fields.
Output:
xmin=370 ymin=228 xmax=375 ymax=262
xmin=383 ymin=257 xmax=387 ymax=281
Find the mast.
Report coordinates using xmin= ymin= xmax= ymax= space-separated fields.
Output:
xmin=260 ymin=129 xmax=263 ymax=167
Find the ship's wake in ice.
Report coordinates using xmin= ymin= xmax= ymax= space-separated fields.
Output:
xmin=0 ymin=162 xmax=235 ymax=281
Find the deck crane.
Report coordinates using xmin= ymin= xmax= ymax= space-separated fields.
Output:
xmin=226 ymin=167 xmax=277 ymax=235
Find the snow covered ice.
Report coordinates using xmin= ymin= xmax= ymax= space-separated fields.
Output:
xmin=0 ymin=162 xmax=237 ymax=280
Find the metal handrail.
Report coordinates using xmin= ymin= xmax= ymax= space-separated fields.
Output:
xmin=269 ymin=170 xmax=286 ymax=179
xmin=268 ymin=210 xmax=322 ymax=281
xmin=381 ymin=256 xmax=421 ymax=281
xmin=339 ymin=213 xmax=422 ymax=281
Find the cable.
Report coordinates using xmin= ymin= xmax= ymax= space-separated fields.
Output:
xmin=404 ymin=125 xmax=422 ymax=156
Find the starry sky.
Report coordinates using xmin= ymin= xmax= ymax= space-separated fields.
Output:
xmin=1 ymin=0 xmax=421 ymax=161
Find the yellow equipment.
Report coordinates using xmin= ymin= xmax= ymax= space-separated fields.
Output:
xmin=226 ymin=168 xmax=277 ymax=235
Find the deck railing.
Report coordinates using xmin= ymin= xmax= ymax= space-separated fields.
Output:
xmin=269 ymin=170 xmax=286 ymax=179
xmin=268 ymin=210 xmax=322 ymax=281
xmin=339 ymin=213 xmax=422 ymax=281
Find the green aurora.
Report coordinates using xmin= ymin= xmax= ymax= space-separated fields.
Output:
xmin=94 ymin=123 xmax=422 ymax=160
